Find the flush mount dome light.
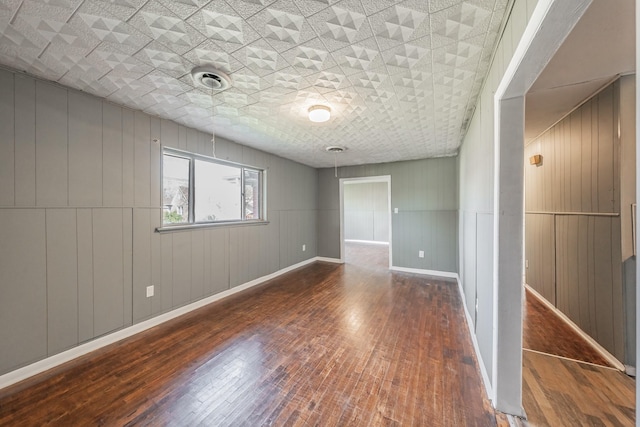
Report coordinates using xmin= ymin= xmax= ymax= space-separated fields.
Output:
xmin=191 ymin=66 xmax=232 ymax=91
xmin=308 ymin=105 xmax=331 ymax=123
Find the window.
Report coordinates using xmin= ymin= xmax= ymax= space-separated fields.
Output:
xmin=162 ymin=148 xmax=264 ymax=227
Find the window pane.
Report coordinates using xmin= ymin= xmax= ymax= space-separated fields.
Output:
xmin=163 ymin=154 xmax=190 ymax=224
xmin=244 ymin=169 xmax=260 ymax=220
xmin=195 ymin=160 xmax=241 ymax=222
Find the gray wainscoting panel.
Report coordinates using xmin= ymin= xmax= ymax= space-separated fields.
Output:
xmin=68 ymin=91 xmax=102 ymax=207
xmin=555 ymin=215 xmax=624 ymax=360
xmin=93 ymin=209 xmax=126 ymax=337
xmin=462 ymin=211 xmax=477 ymax=325
xmin=172 ymin=231 xmax=193 ymax=307
xmin=46 ymin=209 xmax=78 ymax=355
xmin=36 ymin=81 xmax=68 ymax=206
xmin=0 ymin=69 xmax=14 ymax=205
xmin=208 ymin=227 xmax=230 ymax=295
xmin=0 ymin=209 xmax=47 ymax=374
xmin=77 ymin=209 xmax=94 ymax=342
xmin=190 ymin=230 xmax=205 ymax=302
xmin=524 ymin=213 xmax=556 ymax=304
xmin=132 ymin=208 xmax=152 ymax=322
xmin=476 ymin=213 xmax=494 ymax=382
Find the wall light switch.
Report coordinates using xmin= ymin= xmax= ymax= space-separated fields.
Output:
xmin=302 ymin=244 xmax=306 ymax=252
xmin=394 ymin=208 xmax=398 ymax=214
xmin=146 ymin=285 xmax=154 ymax=298
xmin=418 ymin=250 xmax=424 ymax=258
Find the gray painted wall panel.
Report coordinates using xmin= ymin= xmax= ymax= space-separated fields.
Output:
xmin=134 ymin=112 xmax=150 ymax=207
xmin=0 ymin=71 xmax=318 ymax=376
xmin=132 ymin=209 xmax=152 ymax=322
xmin=0 ymin=210 xmax=47 ymax=374
xmin=318 ymin=157 xmax=457 ymax=272
xmin=172 ymin=231 xmax=192 ymax=306
xmin=77 ymin=209 xmax=94 ymax=342
xmin=122 ymin=209 xmax=133 ymax=327
xmin=462 ymin=211 xmax=477 ymax=324
xmin=525 ymin=80 xmax=628 ymax=363
xmin=475 ymin=213 xmax=494 ymax=381
xmin=191 ymin=230 xmax=205 ymax=302
xmin=122 ymin=109 xmax=135 ymax=207
xmin=68 ymin=92 xmax=102 ymax=207
xmin=150 ymin=209 xmax=162 ymax=315
xmin=36 ymin=81 xmax=68 ymax=206
xmin=14 ymin=75 xmax=36 ymax=207
xmin=93 ymin=209 xmax=125 ymax=337
xmin=46 ymin=209 xmax=78 ymax=355
xmin=102 ymin=103 xmax=123 ymax=207
xmin=0 ymin=69 xmax=14 ymax=205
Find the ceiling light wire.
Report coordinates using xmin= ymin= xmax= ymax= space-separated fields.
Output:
xmin=211 ymin=85 xmax=216 ymax=158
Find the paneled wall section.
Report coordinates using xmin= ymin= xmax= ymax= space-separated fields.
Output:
xmin=0 ymin=69 xmax=317 ymax=375
xmin=524 ymin=80 xmax=630 ymax=363
xmin=344 ymin=182 xmax=389 ymax=242
xmin=317 ymin=158 xmax=458 ymax=273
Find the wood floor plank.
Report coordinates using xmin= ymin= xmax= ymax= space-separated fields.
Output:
xmin=0 ymin=243 xmax=498 ymax=426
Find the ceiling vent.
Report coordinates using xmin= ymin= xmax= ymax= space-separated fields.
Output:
xmin=191 ymin=66 xmax=232 ymax=91
xmin=325 ymin=146 xmax=346 ymax=153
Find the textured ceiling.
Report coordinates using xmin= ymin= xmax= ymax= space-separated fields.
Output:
xmin=0 ymin=0 xmax=509 ymax=167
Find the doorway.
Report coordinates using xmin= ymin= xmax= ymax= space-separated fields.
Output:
xmin=339 ymin=176 xmax=392 ymax=269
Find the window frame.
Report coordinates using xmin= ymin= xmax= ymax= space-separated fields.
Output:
xmin=158 ymin=147 xmax=267 ymax=232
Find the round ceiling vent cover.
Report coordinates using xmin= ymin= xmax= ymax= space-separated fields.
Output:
xmin=325 ymin=146 xmax=346 ymax=153
xmin=191 ymin=66 xmax=232 ymax=91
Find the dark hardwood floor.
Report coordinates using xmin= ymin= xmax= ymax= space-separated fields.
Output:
xmin=521 ymin=286 xmax=635 ymax=426
xmin=0 ymin=242 xmax=499 ymax=426
xmin=522 ymin=288 xmax=613 ymax=367
xmin=522 ymin=351 xmax=635 ymax=426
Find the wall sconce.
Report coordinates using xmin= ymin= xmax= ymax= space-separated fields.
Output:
xmin=529 ymin=154 xmax=543 ymax=166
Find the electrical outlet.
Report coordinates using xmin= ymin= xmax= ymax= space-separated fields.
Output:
xmin=418 ymin=250 xmax=424 ymax=258
xmin=394 ymin=208 xmax=398 ymax=213
xmin=302 ymin=244 xmax=306 ymax=252
xmin=146 ymin=285 xmax=154 ymax=298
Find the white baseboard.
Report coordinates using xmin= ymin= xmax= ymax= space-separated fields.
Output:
xmin=344 ymin=239 xmax=389 ymax=245
xmin=625 ymin=365 xmax=636 ymax=377
xmin=389 ymin=266 xmax=458 ymax=279
xmin=525 ymin=284 xmax=625 ymax=371
xmin=454 ymin=274 xmax=494 ymax=404
xmin=315 ymin=256 xmax=343 ymax=264
xmin=0 ymin=256 xmax=328 ymax=391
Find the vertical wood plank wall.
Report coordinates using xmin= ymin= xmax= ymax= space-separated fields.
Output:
xmin=524 ymin=81 xmax=629 ymax=363
xmin=458 ymin=0 xmax=541 ymax=385
xmin=0 ymin=69 xmax=318 ymax=376
xmin=317 ymin=158 xmax=458 ymax=273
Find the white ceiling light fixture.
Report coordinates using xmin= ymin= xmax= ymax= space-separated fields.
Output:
xmin=308 ymin=105 xmax=331 ymax=123
xmin=191 ymin=67 xmax=232 ymax=157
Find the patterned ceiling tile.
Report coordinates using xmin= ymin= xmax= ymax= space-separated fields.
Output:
xmin=0 ymin=0 xmax=511 ymax=167
xmin=201 ymin=9 xmax=244 ymax=44
xmin=430 ymin=1 xmax=493 ymax=49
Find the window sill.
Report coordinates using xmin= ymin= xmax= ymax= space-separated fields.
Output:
xmin=156 ymin=220 xmax=269 ymax=233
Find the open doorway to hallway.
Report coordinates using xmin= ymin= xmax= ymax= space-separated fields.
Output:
xmin=341 ymin=177 xmax=391 ymax=270
xmin=521 ymin=0 xmax=636 ymax=424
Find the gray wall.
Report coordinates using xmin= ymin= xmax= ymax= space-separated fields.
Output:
xmin=343 ymin=182 xmax=389 ymax=242
xmin=524 ymin=78 xmax=635 ymax=364
xmin=458 ymin=0 xmax=540 ymax=387
xmin=0 ymin=69 xmax=317 ymax=375
xmin=317 ymin=158 xmax=458 ymax=273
